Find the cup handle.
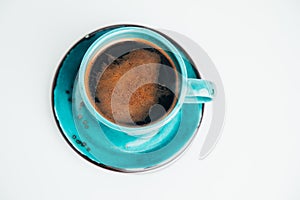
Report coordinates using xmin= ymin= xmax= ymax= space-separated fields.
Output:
xmin=184 ymin=79 xmax=216 ymax=103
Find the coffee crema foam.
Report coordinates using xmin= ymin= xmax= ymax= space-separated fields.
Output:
xmin=86 ymin=40 xmax=178 ymax=126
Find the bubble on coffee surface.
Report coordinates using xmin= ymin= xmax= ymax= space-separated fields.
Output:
xmin=87 ymin=40 xmax=178 ymax=126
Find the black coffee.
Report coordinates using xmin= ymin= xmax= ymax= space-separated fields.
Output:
xmin=85 ymin=39 xmax=179 ymax=126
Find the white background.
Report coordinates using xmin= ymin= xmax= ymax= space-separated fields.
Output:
xmin=1 ymin=0 xmax=300 ymax=199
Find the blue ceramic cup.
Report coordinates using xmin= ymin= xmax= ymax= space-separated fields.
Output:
xmin=54 ymin=25 xmax=216 ymax=172
xmin=75 ymin=27 xmax=215 ymax=136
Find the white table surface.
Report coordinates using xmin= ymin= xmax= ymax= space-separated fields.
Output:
xmin=1 ymin=0 xmax=300 ymax=199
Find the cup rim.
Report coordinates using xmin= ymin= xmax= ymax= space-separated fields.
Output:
xmin=78 ymin=26 xmax=188 ymax=134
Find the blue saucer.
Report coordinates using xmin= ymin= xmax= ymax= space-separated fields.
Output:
xmin=52 ymin=25 xmax=204 ymax=172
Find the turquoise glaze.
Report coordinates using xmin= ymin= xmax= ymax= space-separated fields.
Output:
xmin=52 ymin=25 xmax=214 ymax=172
